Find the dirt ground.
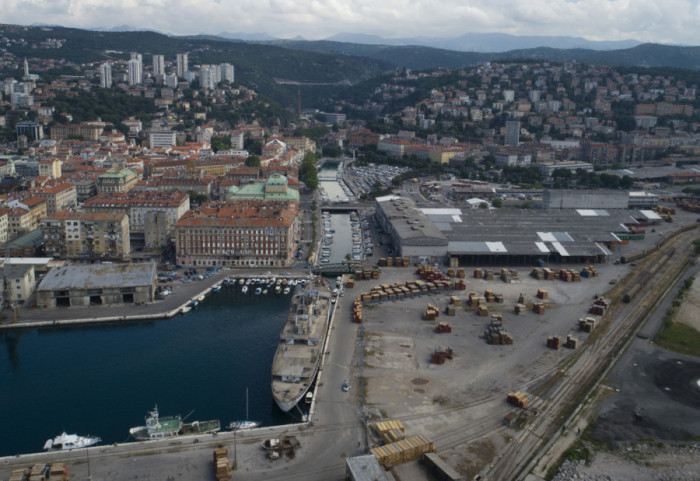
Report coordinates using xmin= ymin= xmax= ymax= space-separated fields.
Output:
xmin=352 ymin=264 xmax=626 ymax=477
xmin=675 ymin=274 xmax=700 ymax=331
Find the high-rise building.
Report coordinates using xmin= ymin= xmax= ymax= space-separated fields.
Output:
xmin=23 ymin=58 xmax=29 ymax=79
xmin=176 ymin=53 xmax=188 ymax=78
xmin=219 ymin=63 xmax=235 ymax=83
xmin=152 ymin=54 xmax=165 ymax=77
xmin=100 ymin=63 xmax=112 ymax=88
xmin=199 ymin=65 xmax=220 ymax=90
xmin=164 ymin=74 xmax=178 ymax=89
xmin=504 ymin=120 xmax=520 ymax=146
xmin=127 ymin=58 xmax=142 ymax=86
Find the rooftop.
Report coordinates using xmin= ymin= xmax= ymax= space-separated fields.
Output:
xmin=38 ymin=262 xmax=157 ymax=291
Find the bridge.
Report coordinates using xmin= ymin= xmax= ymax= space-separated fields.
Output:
xmin=312 ymin=261 xmax=379 ymax=276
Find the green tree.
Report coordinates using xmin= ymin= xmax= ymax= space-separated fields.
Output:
xmin=491 ymin=198 xmax=503 ymax=208
xmin=299 ymin=151 xmax=319 ymax=190
xmin=245 ymin=155 xmax=261 ymax=167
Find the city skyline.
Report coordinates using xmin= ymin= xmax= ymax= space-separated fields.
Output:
xmin=3 ymin=0 xmax=700 ymax=47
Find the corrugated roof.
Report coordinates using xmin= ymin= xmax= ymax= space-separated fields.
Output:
xmin=38 ymin=262 xmax=156 ymax=291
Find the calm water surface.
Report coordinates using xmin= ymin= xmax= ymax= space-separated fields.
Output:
xmin=0 ymin=287 xmax=298 ymax=456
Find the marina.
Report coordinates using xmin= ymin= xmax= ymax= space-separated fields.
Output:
xmin=0 ymin=283 xmax=300 ymax=457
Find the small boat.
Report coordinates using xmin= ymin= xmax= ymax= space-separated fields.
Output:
xmin=180 ymin=306 xmax=191 ymax=314
xmin=255 ymin=287 xmax=262 ymax=295
xmin=305 ymin=391 xmax=313 ymax=404
xmin=44 ymin=432 xmax=100 ymax=451
xmin=188 ymin=300 xmax=199 ymax=309
xmin=129 ymin=405 xmax=220 ymax=441
xmin=263 ymin=289 xmax=268 ymax=295
xmin=242 ymin=285 xmax=248 ymax=294
xmin=283 ymin=287 xmax=290 ymax=295
xmin=239 ymin=278 xmax=245 ymax=285
xmin=197 ymin=295 xmax=205 ymax=302
xmin=228 ymin=388 xmax=260 ymax=431
xmin=212 ymin=285 xmax=221 ymax=293
xmin=275 ymin=285 xmax=281 ymax=294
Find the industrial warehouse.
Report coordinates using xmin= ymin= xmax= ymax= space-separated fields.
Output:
xmin=375 ymin=195 xmax=662 ymax=266
xmin=35 ymin=262 xmax=157 ymax=308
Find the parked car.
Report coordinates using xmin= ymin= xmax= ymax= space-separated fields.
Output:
xmin=342 ymin=379 xmax=350 ymax=392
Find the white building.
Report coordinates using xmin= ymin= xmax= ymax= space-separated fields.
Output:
xmin=127 ymin=58 xmax=142 ymax=86
xmin=503 ymin=89 xmax=515 ymax=102
xmin=504 ymin=120 xmax=520 ymax=146
xmin=100 ymin=63 xmax=112 ymax=88
xmin=494 ymin=151 xmax=531 ymax=167
xmin=220 ymin=63 xmax=235 ymax=83
xmin=152 ymin=54 xmax=165 ymax=78
xmin=199 ymin=65 xmax=220 ymax=90
xmin=176 ymin=53 xmax=188 ymax=78
xmin=164 ymin=74 xmax=178 ymax=89
xmin=149 ymin=129 xmax=176 ymax=149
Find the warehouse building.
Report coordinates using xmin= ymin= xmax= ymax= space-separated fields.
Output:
xmin=35 ymin=262 xmax=156 ymax=308
xmin=542 ymin=189 xmax=629 ymax=209
xmin=375 ymin=196 xmax=645 ymax=266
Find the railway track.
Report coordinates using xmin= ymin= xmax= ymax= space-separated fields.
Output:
xmin=484 ymin=232 xmax=694 ymax=481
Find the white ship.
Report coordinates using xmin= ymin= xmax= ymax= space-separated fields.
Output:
xmin=43 ymin=432 xmax=100 ymax=451
xmin=271 ymin=277 xmax=331 ymax=412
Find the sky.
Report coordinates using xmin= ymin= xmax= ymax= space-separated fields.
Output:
xmin=3 ymin=0 xmax=700 ymax=45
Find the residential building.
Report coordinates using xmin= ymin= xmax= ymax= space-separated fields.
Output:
xmin=82 ymin=191 xmax=190 ymax=235
xmin=176 ymin=53 xmax=188 ymax=78
xmin=30 ymin=181 xmax=77 ymax=215
xmin=128 ymin=55 xmax=142 ymax=86
xmin=42 ymin=211 xmax=130 ymax=260
xmin=38 ymin=158 xmax=62 ymax=178
xmin=174 ymin=201 xmax=299 ymax=268
xmin=504 ymin=120 xmax=520 ymax=146
xmin=149 ymin=128 xmax=176 ymax=149
xmin=3 ymin=264 xmax=35 ymax=306
xmin=220 ymin=63 xmax=235 ymax=83
xmin=5 ymin=197 xmax=48 ymax=238
xmin=50 ymin=123 xmax=104 ymax=141
xmin=0 ymin=211 xmax=8 ymax=243
xmin=152 ymin=54 xmax=165 ymax=78
xmin=100 ymin=62 xmax=112 ymax=88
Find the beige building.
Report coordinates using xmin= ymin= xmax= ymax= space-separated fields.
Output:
xmin=38 ymin=158 xmax=62 ymax=178
xmin=42 ymin=211 xmax=130 ymax=260
xmin=5 ymin=197 xmax=48 ymax=239
xmin=3 ymin=264 xmax=36 ymax=306
xmin=0 ymin=211 xmax=8 ymax=243
xmin=97 ymin=168 xmax=140 ymax=193
xmin=82 ymin=191 xmax=190 ymax=234
xmin=30 ymin=181 xmax=77 ymax=215
xmin=174 ymin=201 xmax=299 ymax=268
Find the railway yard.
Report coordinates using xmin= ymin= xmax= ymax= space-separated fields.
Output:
xmin=1 ymin=210 xmax=698 ymax=481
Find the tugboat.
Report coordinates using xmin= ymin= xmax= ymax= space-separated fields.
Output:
xmin=129 ymin=405 xmax=220 ymax=441
xmin=43 ymin=432 xmax=101 ymax=451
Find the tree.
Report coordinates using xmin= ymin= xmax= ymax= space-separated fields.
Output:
xmin=491 ymin=198 xmax=503 ymax=208
xmin=245 ymin=155 xmax=261 ymax=167
xmin=299 ymin=152 xmax=318 ymax=190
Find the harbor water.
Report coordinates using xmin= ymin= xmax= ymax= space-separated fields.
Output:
xmin=0 ymin=287 xmax=299 ymax=457
xmin=318 ymin=162 xmax=350 ymax=203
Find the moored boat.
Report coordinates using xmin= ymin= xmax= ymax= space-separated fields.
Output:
xmin=43 ymin=432 xmax=100 ymax=451
xmin=129 ymin=405 xmax=220 ymax=441
xmin=271 ymin=277 xmax=331 ymax=412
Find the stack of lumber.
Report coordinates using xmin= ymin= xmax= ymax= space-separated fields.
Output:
xmin=474 ymin=268 xmax=484 ymax=279
xmin=547 ymin=336 xmax=562 ymax=349
xmin=507 ymin=392 xmax=529 ymax=408
xmin=484 ymin=270 xmax=494 ymax=280
xmin=457 ymin=268 xmax=466 ymax=278
xmin=402 ymin=257 xmax=410 ymax=267
xmin=213 ymin=448 xmax=232 ymax=480
xmin=48 ymin=464 xmax=69 ymax=481
xmin=345 ymin=278 xmax=355 ymax=288
xmin=581 ymin=266 xmax=599 ymax=278
xmin=477 ymin=305 xmax=489 ymax=316
xmin=435 ymin=322 xmax=452 ymax=333
xmin=559 ymin=269 xmax=582 ymax=282
xmin=352 ymin=297 xmax=363 ymax=323
xmin=423 ymin=304 xmax=440 ymax=320
xmin=468 ymin=292 xmax=479 ymax=307
xmin=536 ymin=288 xmax=548 ymax=299
xmin=455 ymin=279 xmax=467 ymax=290
xmin=495 ymin=293 xmax=505 ymax=303
xmin=371 ymin=435 xmax=436 ymax=466
xmin=430 ymin=346 xmax=454 ymax=364
xmin=514 ymin=304 xmax=527 ymax=315
xmin=446 ymin=267 xmax=456 ymax=277
xmin=530 ymin=268 xmax=545 ymax=280
xmin=543 ymin=268 xmax=556 ymax=280
xmin=372 ymin=420 xmax=406 ymax=443
xmin=564 ymin=335 xmax=578 ymax=349
xmin=533 ymin=302 xmax=546 ymax=314
xmin=484 ymin=289 xmax=495 ymax=302
xmin=578 ymin=317 xmax=597 ymax=332
xmin=485 ymin=319 xmax=513 ymax=345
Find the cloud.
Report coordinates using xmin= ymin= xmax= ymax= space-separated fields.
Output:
xmin=3 ymin=0 xmax=700 ymax=45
